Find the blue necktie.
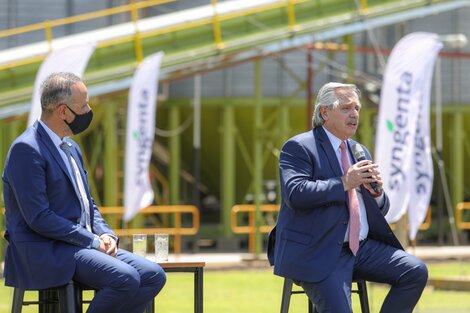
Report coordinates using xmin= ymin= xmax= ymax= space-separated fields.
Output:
xmin=60 ymin=141 xmax=91 ymax=231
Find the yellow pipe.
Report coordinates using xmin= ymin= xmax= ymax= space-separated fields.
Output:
xmin=0 ymin=23 xmax=45 ymax=38
xmin=43 ymin=20 xmax=53 ymax=52
xmin=0 ymin=0 xmax=305 ymax=71
xmin=44 ymin=0 xmax=176 ymax=29
xmin=287 ymin=0 xmax=297 ymax=31
xmin=99 ymin=205 xmax=200 ymax=254
xmin=360 ymin=0 xmax=368 ymax=15
xmin=141 ymin=0 xmax=305 ymax=41
xmin=130 ymin=3 xmax=144 ymax=63
xmin=211 ymin=0 xmax=224 ymax=49
xmin=0 ymin=56 xmax=45 ymax=71
xmin=0 ymin=0 xmax=176 ymax=39
xmin=231 ymin=204 xmax=279 ymax=254
xmin=248 ymin=210 xmax=255 ymax=255
xmin=456 ymin=202 xmax=470 ymax=230
xmin=389 ymin=206 xmax=432 ymax=231
xmin=174 ymin=212 xmax=182 ymax=256
xmin=0 ymin=0 xmax=299 ymax=41
xmin=2 ymin=205 xmax=200 ymax=254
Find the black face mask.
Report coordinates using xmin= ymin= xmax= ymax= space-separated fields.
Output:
xmin=65 ymin=105 xmax=93 ymax=135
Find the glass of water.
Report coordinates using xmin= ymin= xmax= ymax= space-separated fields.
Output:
xmin=132 ymin=234 xmax=147 ymax=258
xmin=155 ymin=234 xmax=169 ymax=262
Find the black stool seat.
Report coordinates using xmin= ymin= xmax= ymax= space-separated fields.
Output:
xmin=280 ymin=278 xmax=370 ymax=313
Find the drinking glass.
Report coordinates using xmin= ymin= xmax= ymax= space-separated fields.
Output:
xmin=155 ymin=234 xmax=169 ymax=262
xmin=132 ymin=234 xmax=147 ymax=258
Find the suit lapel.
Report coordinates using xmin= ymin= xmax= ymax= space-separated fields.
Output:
xmin=36 ymin=122 xmax=95 ymax=228
xmin=36 ymin=122 xmax=75 ymax=185
xmin=314 ymin=127 xmax=343 ymax=177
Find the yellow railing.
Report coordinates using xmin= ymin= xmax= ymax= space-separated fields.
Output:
xmin=0 ymin=0 xmax=175 ymax=70
xmin=1 ymin=205 xmax=199 ymax=255
xmin=456 ymin=202 xmax=470 ymax=230
xmin=99 ymin=205 xmax=200 ymax=255
xmin=389 ymin=206 xmax=432 ymax=231
xmin=0 ymin=0 xmax=172 ymax=40
xmin=0 ymin=0 xmax=314 ymax=71
xmin=231 ymin=204 xmax=279 ymax=254
xmin=231 ymin=203 xmax=432 ymax=254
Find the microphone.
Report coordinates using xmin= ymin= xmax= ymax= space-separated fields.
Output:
xmin=351 ymin=143 xmax=381 ymax=194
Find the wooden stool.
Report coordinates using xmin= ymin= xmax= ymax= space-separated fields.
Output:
xmin=280 ymin=278 xmax=370 ymax=313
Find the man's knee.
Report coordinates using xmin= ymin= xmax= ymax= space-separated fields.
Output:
xmin=413 ymin=261 xmax=428 ymax=285
xmin=112 ymin=266 xmax=141 ymax=293
xmin=145 ymin=264 xmax=167 ymax=293
xmin=403 ymin=260 xmax=428 ymax=288
xmin=154 ymin=270 xmax=166 ymax=292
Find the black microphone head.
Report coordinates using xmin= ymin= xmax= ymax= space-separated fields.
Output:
xmin=351 ymin=143 xmax=366 ymax=162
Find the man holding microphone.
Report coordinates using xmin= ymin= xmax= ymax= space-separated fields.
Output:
xmin=269 ymin=82 xmax=428 ymax=313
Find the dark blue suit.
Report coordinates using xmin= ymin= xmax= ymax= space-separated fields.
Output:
xmin=3 ymin=122 xmax=166 ymax=312
xmin=269 ymin=127 xmax=427 ymax=313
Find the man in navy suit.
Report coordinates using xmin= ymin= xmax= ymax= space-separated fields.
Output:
xmin=3 ymin=72 xmax=166 ymax=313
xmin=268 ymin=82 xmax=427 ymax=312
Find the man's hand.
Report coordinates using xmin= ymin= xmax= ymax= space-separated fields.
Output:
xmin=96 ymin=238 xmax=107 ymax=253
xmin=341 ymin=160 xmax=382 ymax=192
xmin=100 ymin=234 xmax=118 ymax=257
xmin=364 ymin=172 xmax=383 ymax=197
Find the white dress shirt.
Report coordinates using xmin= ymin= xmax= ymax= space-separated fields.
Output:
xmin=322 ymin=127 xmax=369 ymax=241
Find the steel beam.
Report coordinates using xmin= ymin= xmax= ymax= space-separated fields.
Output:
xmin=169 ymin=106 xmax=181 ymax=205
xmin=221 ymin=106 xmax=236 ymax=237
xmin=254 ymin=60 xmax=263 ymax=256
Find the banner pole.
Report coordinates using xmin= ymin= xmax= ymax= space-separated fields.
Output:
xmin=434 ymin=52 xmax=460 ymax=246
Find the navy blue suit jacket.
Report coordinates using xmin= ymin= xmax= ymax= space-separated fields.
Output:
xmin=269 ymin=127 xmax=402 ymax=283
xmin=2 ymin=122 xmax=115 ymax=289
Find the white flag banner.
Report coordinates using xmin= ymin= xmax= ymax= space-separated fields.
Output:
xmin=375 ymin=32 xmax=442 ymax=240
xmin=27 ymin=42 xmax=96 ymax=126
xmin=124 ymin=52 xmax=164 ymax=222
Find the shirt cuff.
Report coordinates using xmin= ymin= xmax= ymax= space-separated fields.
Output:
xmin=374 ymin=193 xmax=385 ymax=207
xmin=91 ymin=235 xmax=101 ymax=249
xmin=101 ymin=233 xmax=119 ymax=243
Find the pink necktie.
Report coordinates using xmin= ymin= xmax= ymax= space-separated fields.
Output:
xmin=340 ymin=141 xmax=360 ymax=255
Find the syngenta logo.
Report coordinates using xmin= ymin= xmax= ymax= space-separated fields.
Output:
xmin=413 ymin=105 xmax=432 ymax=195
xmin=134 ymin=89 xmax=152 ymax=186
xmin=387 ymin=71 xmax=412 ymax=191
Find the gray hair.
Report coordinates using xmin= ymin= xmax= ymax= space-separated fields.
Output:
xmin=312 ymin=82 xmax=361 ymax=128
xmin=40 ymin=72 xmax=82 ymax=117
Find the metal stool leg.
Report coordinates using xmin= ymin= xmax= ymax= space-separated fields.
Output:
xmin=280 ymin=278 xmax=293 ymax=313
xmin=11 ymin=288 xmax=25 ymax=313
xmin=58 ymin=281 xmax=78 ymax=313
xmin=74 ymin=283 xmax=84 ymax=313
xmin=10 ymin=282 xmax=83 ymax=313
xmin=39 ymin=289 xmax=59 ymax=313
xmin=280 ymin=278 xmax=371 ymax=313
xmin=308 ymin=298 xmax=315 ymax=313
xmin=356 ymin=280 xmax=370 ymax=313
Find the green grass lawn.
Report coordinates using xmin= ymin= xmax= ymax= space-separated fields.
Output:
xmin=1 ymin=261 xmax=469 ymax=313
